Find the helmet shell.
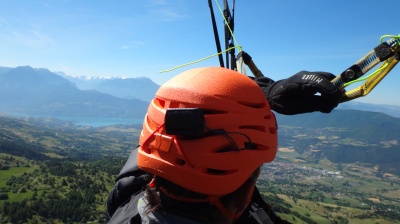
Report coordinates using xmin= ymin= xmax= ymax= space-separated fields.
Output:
xmin=138 ymin=67 xmax=277 ymax=196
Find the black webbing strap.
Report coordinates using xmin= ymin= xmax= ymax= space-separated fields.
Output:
xmin=208 ymin=0 xmax=224 ymax=67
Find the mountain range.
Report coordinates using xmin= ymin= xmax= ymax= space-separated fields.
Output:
xmin=1 ymin=65 xmax=400 ymax=224
xmin=56 ymin=71 xmax=159 ymax=102
xmin=0 ymin=66 xmax=149 ymax=119
xmin=0 ymin=64 xmax=400 ymax=173
xmin=276 ymin=110 xmax=400 ymax=143
xmin=337 ymin=101 xmax=400 ymax=118
xmin=2 ymin=65 xmax=400 ymax=121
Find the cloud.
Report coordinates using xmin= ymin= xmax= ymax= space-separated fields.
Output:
xmin=149 ymin=7 xmax=186 ymax=22
xmin=31 ymin=30 xmax=55 ymax=45
xmin=144 ymin=0 xmax=187 ymax=22
xmin=0 ymin=18 xmax=54 ymax=47
xmin=10 ymin=29 xmax=54 ymax=47
xmin=121 ymin=40 xmax=145 ymax=50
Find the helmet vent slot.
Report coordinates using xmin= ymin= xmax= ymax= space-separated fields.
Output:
xmin=237 ymin=101 xmax=266 ymax=109
xmin=216 ymin=146 xmax=235 ymax=153
xmin=175 ymin=158 xmax=186 ymax=166
xmin=239 ymin=125 xmax=266 ymax=132
xmin=206 ymin=168 xmax=236 ymax=175
xmin=154 ymin=98 xmax=166 ymax=108
xmin=145 ymin=116 xmax=158 ymax=131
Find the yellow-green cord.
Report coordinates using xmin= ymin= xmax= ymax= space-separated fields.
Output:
xmin=159 ymin=46 xmax=241 ymax=73
xmin=344 ymin=62 xmax=388 ymax=87
xmin=379 ymin=34 xmax=400 ymax=43
xmin=344 ymin=34 xmax=399 ymax=87
xmin=213 ymin=0 xmax=241 ymax=51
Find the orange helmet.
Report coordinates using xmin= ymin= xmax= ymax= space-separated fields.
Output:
xmin=138 ymin=67 xmax=277 ymax=197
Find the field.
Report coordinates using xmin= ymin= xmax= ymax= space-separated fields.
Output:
xmin=258 ymin=149 xmax=400 ymax=224
xmin=1 ymin=115 xmax=400 ymax=223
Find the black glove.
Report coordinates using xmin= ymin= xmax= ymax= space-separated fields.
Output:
xmin=255 ymin=71 xmax=342 ymax=115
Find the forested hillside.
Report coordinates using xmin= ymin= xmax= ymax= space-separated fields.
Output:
xmin=1 ymin=113 xmax=399 ymax=223
xmin=1 ymin=157 xmax=124 ymax=223
xmin=0 ymin=116 xmax=137 ymax=223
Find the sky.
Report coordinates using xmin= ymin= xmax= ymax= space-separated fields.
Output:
xmin=0 ymin=0 xmax=399 ymax=105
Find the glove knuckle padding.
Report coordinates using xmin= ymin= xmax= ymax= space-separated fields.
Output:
xmin=259 ymin=71 xmax=341 ymax=115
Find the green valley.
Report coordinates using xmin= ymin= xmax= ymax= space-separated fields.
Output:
xmin=0 ymin=112 xmax=399 ymax=223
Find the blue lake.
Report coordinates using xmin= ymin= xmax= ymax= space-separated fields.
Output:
xmin=59 ymin=116 xmax=145 ymax=127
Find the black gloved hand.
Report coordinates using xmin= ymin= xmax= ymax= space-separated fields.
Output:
xmin=255 ymin=71 xmax=342 ymax=115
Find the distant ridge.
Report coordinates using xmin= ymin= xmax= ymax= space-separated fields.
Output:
xmin=2 ymin=65 xmax=400 ymax=119
xmin=0 ymin=66 xmax=148 ymax=119
xmin=60 ymin=73 xmax=159 ymax=102
xmin=276 ymin=109 xmax=400 ymax=143
xmin=338 ymin=101 xmax=400 ymax=118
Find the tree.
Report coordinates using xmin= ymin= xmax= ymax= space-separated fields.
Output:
xmin=0 ymin=193 xmax=9 ymax=200
xmin=20 ymin=187 xmax=27 ymax=193
xmin=61 ymin=179 xmax=68 ymax=186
